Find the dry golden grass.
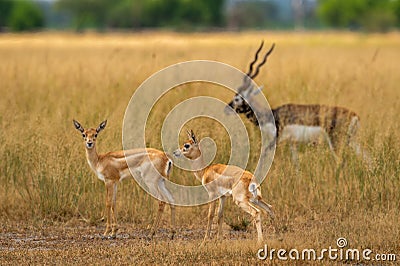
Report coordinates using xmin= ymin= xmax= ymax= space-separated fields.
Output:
xmin=0 ymin=31 xmax=399 ymax=264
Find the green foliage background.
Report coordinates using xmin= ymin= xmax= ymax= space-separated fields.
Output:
xmin=2 ymin=0 xmax=400 ymax=32
xmin=0 ymin=0 xmax=44 ymax=31
xmin=55 ymin=0 xmax=225 ymax=30
xmin=317 ymin=0 xmax=400 ymax=32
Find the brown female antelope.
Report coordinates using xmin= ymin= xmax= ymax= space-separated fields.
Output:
xmin=225 ymin=41 xmax=371 ymax=166
xmin=73 ymin=119 xmax=176 ymax=239
xmin=173 ymin=130 xmax=275 ymax=244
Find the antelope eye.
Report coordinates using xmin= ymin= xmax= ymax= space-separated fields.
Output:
xmin=82 ymin=133 xmax=86 ymax=138
xmin=184 ymin=144 xmax=190 ymax=149
xmin=94 ymin=134 xmax=98 ymax=138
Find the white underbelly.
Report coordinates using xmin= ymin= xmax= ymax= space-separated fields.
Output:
xmin=280 ymin=125 xmax=326 ymax=143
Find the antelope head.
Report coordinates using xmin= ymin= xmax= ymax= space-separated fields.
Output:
xmin=173 ymin=130 xmax=201 ymax=160
xmin=225 ymin=41 xmax=275 ymax=116
xmin=73 ymin=119 xmax=107 ymax=149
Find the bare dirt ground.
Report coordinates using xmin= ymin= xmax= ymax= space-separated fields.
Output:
xmin=0 ymin=219 xmax=272 ymax=265
xmin=2 ymin=218 xmax=397 ymax=265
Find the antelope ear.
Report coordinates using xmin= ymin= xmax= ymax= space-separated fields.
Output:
xmin=251 ymin=85 xmax=264 ymax=96
xmin=97 ymin=120 xmax=107 ymax=133
xmin=190 ymin=130 xmax=198 ymax=144
xmin=73 ymin=119 xmax=84 ymax=133
xmin=186 ymin=130 xmax=192 ymax=140
xmin=243 ymin=74 xmax=252 ymax=85
xmin=241 ymin=84 xmax=253 ymax=98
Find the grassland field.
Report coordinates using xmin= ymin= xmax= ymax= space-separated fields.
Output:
xmin=0 ymin=31 xmax=399 ymax=264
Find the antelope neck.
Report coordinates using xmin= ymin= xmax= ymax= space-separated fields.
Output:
xmin=85 ymin=145 xmax=99 ymax=169
xmin=190 ymin=151 xmax=206 ymax=182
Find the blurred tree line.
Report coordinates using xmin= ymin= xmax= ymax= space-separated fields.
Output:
xmin=0 ymin=0 xmax=44 ymax=31
xmin=1 ymin=0 xmax=400 ymax=32
xmin=318 ymin=0 xmax=400 ymax=32
xmin=56 ymin=0 xmax=225 ymax=31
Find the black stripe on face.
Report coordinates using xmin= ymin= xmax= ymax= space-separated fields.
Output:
xmin=241 ymin=102 xmax=253 ymax=114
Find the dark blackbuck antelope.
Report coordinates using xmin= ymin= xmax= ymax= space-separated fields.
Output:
xmin=225 ymin=41 xmax=372 ymax=167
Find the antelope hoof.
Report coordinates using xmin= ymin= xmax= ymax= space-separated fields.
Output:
xmin=108 ymin=227 xmax=118 ymax=239
xmin=169 ymin=230 xmax=176 ymax=240
xmin=146 ymin=230 xmax=155 ymax=240
xmin=144 ymin=233 xmax=153 ymax=241
xmin=103 ymin=227 xmax=111 ymax=237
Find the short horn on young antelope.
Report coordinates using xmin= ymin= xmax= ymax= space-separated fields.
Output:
xmin=73 ymin=119 xmax=176 ymax=239
xmin=173 ymin=130 xmax=275 ymax=245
